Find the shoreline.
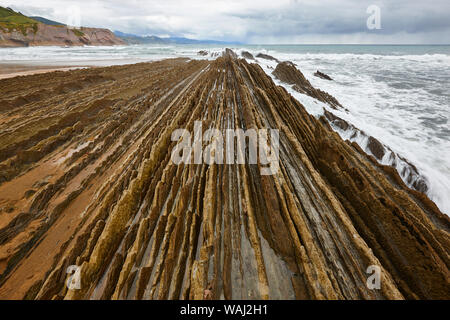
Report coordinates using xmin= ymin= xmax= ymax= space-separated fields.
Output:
xmin=0 ymin=58 xmax=159 ymax=80
xmin=0 ymin=65 xmax=87 ymax=80
xmin=0 ymin=55 xmax=448 ymax=300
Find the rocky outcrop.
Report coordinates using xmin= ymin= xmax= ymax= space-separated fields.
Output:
xmin=0 ymin=23 xmax=126 ymax=47
xmin=272 ymin=59 xmax=430 ymax=196
xmin=314 ymin=70 xmax=333 ymax=80
xmin=322 ymin=110 xmax=429 ymax=194
xmin=0 ymin=54 xmax=448 ymax=300
xmin=256 ymin=53 xmax=280 ymax=62
xmin=241 ymin=51 xmax=255 ymax=60
xmin=273 ymin=61 xmax=343 ymax=109
xmin=224 ymin=48 xmax=237 ymax=59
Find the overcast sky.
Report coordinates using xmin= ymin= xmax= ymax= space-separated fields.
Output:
xmin=1 ymin=0 xmax=449 ymax=43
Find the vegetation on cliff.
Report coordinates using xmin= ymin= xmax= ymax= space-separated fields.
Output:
xmin=0 ymin=6 xmax=124 ymax=47
xmin=0 ymin=7 xmax=38 ymax=36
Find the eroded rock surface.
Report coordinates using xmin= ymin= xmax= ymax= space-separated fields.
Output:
xmin=322 ymin=110 xmax=429 ymax=194
xmin=314 ymin=70 xmax=333 ymax=81
xmin=0 ymin=23 xmax=126 ymax=47
xmin=0 ymin=54 xmax=448 ymax=300
xmin=273 ymin=61 xmax=342 ymax=109
xmin=241 ymin=51 xmax=255 ymax=60
xmin=256 ymin=53 xmax=280 ymax=63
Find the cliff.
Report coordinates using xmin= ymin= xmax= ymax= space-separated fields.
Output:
xmin=0 ymin=7 xmax=125 ymax=47
xmin=0 ymin=52 xmax=448 ymax=300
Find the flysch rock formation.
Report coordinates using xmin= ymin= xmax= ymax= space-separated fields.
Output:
xmin=271 ymin=61 xmax=430 ymax=195
xmin=256 ymin=53 xmax=280 ymax=63
xmin=0 ymin=51 xmax=449 ymax=300
xmin=322 ymin=110 xmax=429 ymax=193
xmin=314 ymin=70 xmax=333 ymax=81
xmin=273 ymin=61 xmax=343 ymax=110
xmin=241 ymin=51 xmax=255 ymax=60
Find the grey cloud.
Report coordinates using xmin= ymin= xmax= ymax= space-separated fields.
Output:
xmin=1 ymin=0 xmax=449 ymax=43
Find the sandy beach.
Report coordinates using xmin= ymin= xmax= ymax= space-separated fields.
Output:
xmin=0 ymin=58 xmax=160 ymax=80
xmin=0 ymin=64 xmax=85 ymax=80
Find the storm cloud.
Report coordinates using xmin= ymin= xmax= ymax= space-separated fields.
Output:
xmin=1 ymin=0 xmax=449 ymax=43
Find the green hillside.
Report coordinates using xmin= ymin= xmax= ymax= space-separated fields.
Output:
xmin=0 ymin=6 xmax=39 ymax=35
xmin=30 ymin=16 xmax=65 ymax=26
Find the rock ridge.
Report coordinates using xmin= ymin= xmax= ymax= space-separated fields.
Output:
xmin=0 ymin=54 xmax=448 ymax=300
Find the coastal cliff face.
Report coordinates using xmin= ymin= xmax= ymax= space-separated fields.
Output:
xmin=0 ymin=53 xmax=448 ymax=300
xmin=0 ymin=6 xmax=125 ymax=47
xmin=0 ymin=23 xmax=126 ymax=47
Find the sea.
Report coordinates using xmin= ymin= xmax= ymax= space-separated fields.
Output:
xmin=0 ymin=44 xmax=449 ymax=214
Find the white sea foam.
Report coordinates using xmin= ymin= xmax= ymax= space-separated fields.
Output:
xmin=239 ymin=47 xmax=450 ymax=215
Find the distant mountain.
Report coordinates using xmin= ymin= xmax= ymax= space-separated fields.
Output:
xmin=29 ymin=16 xmax=66 ymax=26
xmin=0 ymin=6 xmax=239 ymax=48
xmin=0 ymin=6 xmax=125 ymax=47
xmin=114 ymin=31 xmax=241 ymax=45
xmin=113 ymin=31 xmax=168 ymax=45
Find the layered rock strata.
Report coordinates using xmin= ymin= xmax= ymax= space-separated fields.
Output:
xmin=314 ymin=70 xmax=333 ymax=81
xmin=0 ymin=24 xmax=126 ymax=47
xmin=271 ymin=61 xmax=430 ymax=195
xmin=0 ymin=53 xmax=448 ymax=300
xmin=273 ymin=61 xmax=343 ymax=110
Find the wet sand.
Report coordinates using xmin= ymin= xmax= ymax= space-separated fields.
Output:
xmin=0 ymin=58 xmax=158 ymax=80
xmin=0 ymin=64 xmax=86 ymax=80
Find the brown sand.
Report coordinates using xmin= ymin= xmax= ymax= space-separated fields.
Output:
xmin=0 ymin=64 xmax=87 ymax=80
